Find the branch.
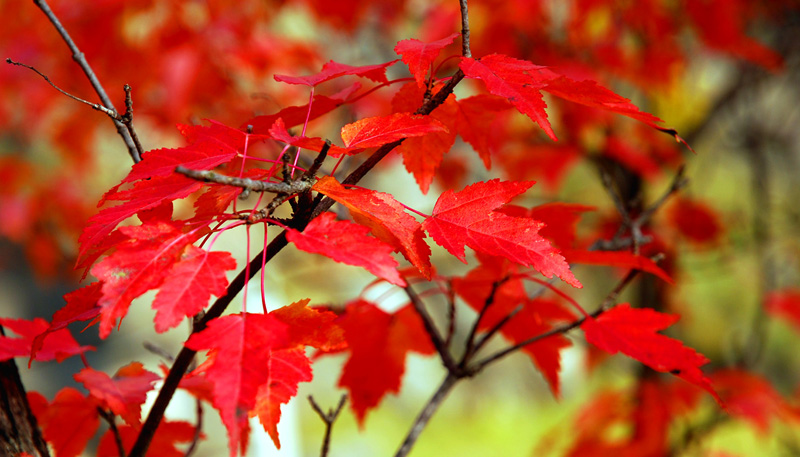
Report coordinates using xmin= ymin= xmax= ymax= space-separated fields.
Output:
xmin=403 ymin=286 xmax=458 ymax=372
xmin=394 ymin=374 xmax=458 ymax=457
xmin=98 ymin=408 xmax=126 ymax=457
xmin=174 ymin=166 xmax=313 ymax=194
xmin=31 ymin=0 xmax=141 ymax=163
xmin=461 ymin=279 xmax=505 ymax=362
xmin=308 ymin=395 xmax=347 ymax=457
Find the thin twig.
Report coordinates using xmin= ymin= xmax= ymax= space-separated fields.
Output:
xmin=175 ymin=166 xmax=313 ymax=194
xmin=183 ymin=399 xmax=203 ymax=457
xmin=635 ymin=165 xmax=688 ymax=228
xmin=461 ymin=279 xmax=505 ymax=363
xmin=394 ymin=374 xmax=459 ymax=457
xmin=308 ymin=395 xmax=347 ymax=457
xmin=459 ymin=0 xmax=472 ymax=58
xmin=403 ymin=286 xmax=458 ymax=372
xmin=98 ymin=408 xmax=126 ymax=457
xmin=444 ymin=280 xmax=457 ymax=349
xmin=121 ymin=84 xmax=145 ymax=159
xmin=31 ymin=0 xmax=140 ymax=162
xmin=470 ymin=302 xmax=524 ymax=355
xmin=142 ymin=342 xmax=175 ymax=363
xmin=471 ymin=270 xmax=641 ymax=371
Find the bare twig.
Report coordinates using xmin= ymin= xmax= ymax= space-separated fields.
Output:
xmin=403 ymin=286 xmax=458 ymax=372
xmin=98 ymin=408 xmax=126 ymax=457
xmin=142 ymin=342 xmax=175 ymax=363
xmin=183 ymin=399 xmax=203 ymax=457
xmin=444 ymin=280 xmax=457 ymax=349
xmin=459 ymin=0 xmax=472 ymax=58
xmin=635 ymin=165 xmax=688 ymax=228
xmin=308 ymin=395 xmax=347 ymax=457
xmin=121 ymin=84 xmax=145 ymax=160
xmin=461 ymin=279 xmax=505 ymax=362
xmin=30 ymin=0 xmax=140 ymax=162
xmin=175 ymin=166 xmax=313 ymax=194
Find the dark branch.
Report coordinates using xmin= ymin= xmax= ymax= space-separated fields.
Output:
xmin=31 ymin=0 xmax=141 ymax=162
xmin=98 ymin=408 xmax=126 ymax=457
xmin=403 ymin=286 xmax=458 ymax=372
xmin=308 ymin=395 xmax=347 ymax=457
xmin=174 ymin=166 xmax=313 ymax=194
xmin=394 ymin=374 xmax=458 ymax=457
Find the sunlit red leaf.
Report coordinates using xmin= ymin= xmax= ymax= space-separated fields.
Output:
xmin=287 ymin=212 xmax=405 ymax=286
xmin=185 ymin=313 xmax=290 ymax=456
xmin=313 ymin=176 xmax=432 ymax=279
xmin=454 ymin=94 xmax=512 ymax=167
xmin=340 ymin=112 xmax=448 ymax=150
xmin=270 ymin=298 xmax=346 ymax=351
xmin=151 ymin=246 xmax=237 ymax=333
xmin=424 ymin=180 xmax=580 ymax=287
xmin=394 ymin=33 xmax=460 ymax=87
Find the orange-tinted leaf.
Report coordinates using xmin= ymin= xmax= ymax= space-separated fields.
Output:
xmin=0 ymin=317 xmax=92 ymax=364
xmin=151 ymin=246 xmax=236 ymax=333
xmin=287 ymin=212 xmax=405 ymax=286
xmin=74 ymin=362 xmax=160 ymax=427
xmin=274 ymin=60 xmax=398 ymax=86
xmin=313 ymin=176 xmax=432 ymax=279
xmin=394 ymin=33 xmax=460 ymax=87
xmin=337 ymin=301 xmax=435 ymax=425
xmin=424 ymin=180 xmax=580 ymax=287
xmin=340 ymin=112 xmax=447 ymax=150
xmin=185 ymin=313 xmax=290 ymax=456
xmin=581 ymin=304 xmax=720 ymax=404
xmin=28 ymin=388 xmax=99 ymax=457
xmin=562 ymin=250 xmax=673 ymax=284
xmin=270 ymin=298 xmax=346 ymax=351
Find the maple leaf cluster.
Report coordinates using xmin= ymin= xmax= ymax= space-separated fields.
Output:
xmin=2 ymin=0 xmax=800 ymax=457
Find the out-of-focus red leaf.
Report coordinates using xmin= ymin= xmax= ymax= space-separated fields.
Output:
xmin=337 ymin=301 xmax=435 ymax=425
xmin=713 ymin=369 xmax=800 ymax=433
xmin=244 ymin=83 xmax=361 ymax=133
xmin=287 ymin=212 xmax=405 ymax=286
xmin=764 ymin=288 xmax=800 ymax=332
xmin=97 ymin=420 xmax=197 ymax=457
xmin=28 ymin=388 xmax=99 ymax=457
xmin=423 ymin=179 xmax=580 ymax=287
xmin=74 ymin=362 xmax=160 ymax=427
xmin=268 ymin=118 xmax=351 ymax=156
xmin=394 ymin=33 xmax=460 ymax=87
xmin=313 ymin=176 xmax=432 ymax=279
xmin=581 ymin=304 xmax=720 ymax=404
xmin=339 ymin=112 xmax=448 ymax=150
xmin=0 ymin=317 xmax=92 ymax=364
xmin=499 ymin=202 xmax=595 ymax=250
xmin=562 ymin=249 xmax=673 ymax=284
xmin=151 ymin=247 xmax=237 ymax=333
xmin=185 ymin=313 xmax=290 ymax=457
xmin=274 ymin=60 xmax=399 ymax=86
xmin=454 ymin=94 xmax=512 ymax=168
xmin=667 ymin=197 xmax=723 ymax=245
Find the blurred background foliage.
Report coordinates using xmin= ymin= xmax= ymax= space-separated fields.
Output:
xmin=1 ymin=0 xmax=800 ymax=455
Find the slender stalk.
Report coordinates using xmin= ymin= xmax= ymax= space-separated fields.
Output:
xmin=394 ymin=374 xmax=459 ymax=457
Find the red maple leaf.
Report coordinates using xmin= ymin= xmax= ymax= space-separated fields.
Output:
xmin=499 ymin=202 xmax=596 ymax=250
xmin=712 ymin=369 xmax=800 ymax=433
xmin=268 ymin=118 xmax=350 ymax=156
xmin=0 ymin=317 xmax=92 ymax=364
xmin=30 ymin=282 xmax=103 ymax=364
xmin=28 ymin=388 xmax=100 ymax=457
xmin=252 ymin=348 xmax=312 ymax=449
xmin=97 ymin=420 xmax=197 ymax=457
xmin=244 ymin=83 xmax=361 ymax=133
xmin=392 ymin=83 xmax=459 ymax=194
xmin=581 ymin=304 xmax=720 ymax=404
xmin=184 ymin=313 xmax=290 ymax=456
xmin=90 ymin=222 xmax=199 ymax=338
xmin=394 ymin=33 xmax=460 ymax=87
xmin=287 ymin=212 xmax=405 ymax=286
xmin=151 ymin=246 xmax=236 ymax=333
xmin=339 ymin=112 xmax=448 ymax=150
xmin=423 ymin=179 xmax=580 ymax=287
xmin=454 ymin=94 xmax=512 ymax=167
xmin=270 ymin=298 xmax=346 ymax=351
xmin=274 ymin=60 xmax=399 ymax=86
xmin=313 ymin=176 xmax=432 ymax=279
xmin=74 ymin=362 xmax=160 ymax=426
xmin=336 ymin=300 xmax=435 ymax=424
xmin=561 ymin=250 xmax=674 ymax=284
